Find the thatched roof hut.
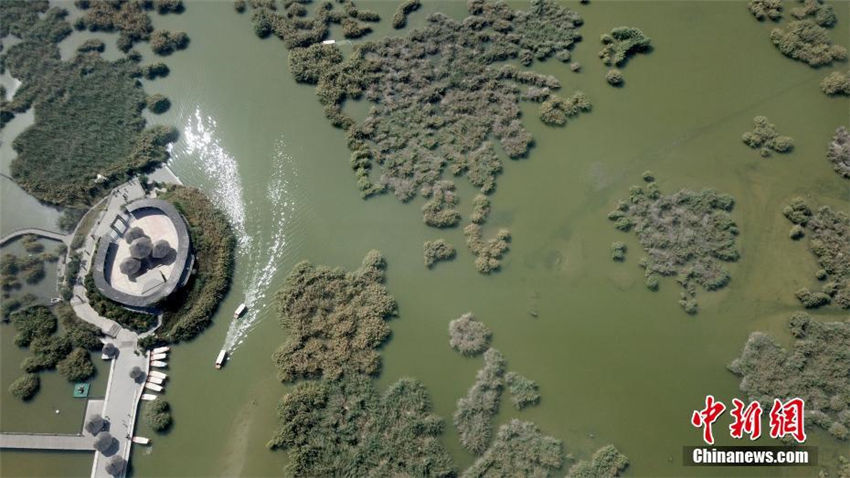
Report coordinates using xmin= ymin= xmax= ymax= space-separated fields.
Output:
xmin=151 ymin=239 xmax=172 ymax=259
xmin=129 ymin=237 xmax=153 ymax=259
xmin=119 ymin=257 xmax=141 ymax=275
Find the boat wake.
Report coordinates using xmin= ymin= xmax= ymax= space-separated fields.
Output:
xmin=174 ymin=109 xmax=298 ymax=355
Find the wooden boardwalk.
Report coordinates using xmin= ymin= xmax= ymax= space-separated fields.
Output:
xmin=0 ymin=432 xmax=94 ymax=450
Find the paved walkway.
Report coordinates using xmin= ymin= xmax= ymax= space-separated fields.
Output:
xmin=0 ymin=433 xmax=94 ymax=450
xmin=0 ymin=227 xmax=70 ymax=246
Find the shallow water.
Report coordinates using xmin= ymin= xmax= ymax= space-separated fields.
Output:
xmin=1 ymin=1 xmax=848 ymax=477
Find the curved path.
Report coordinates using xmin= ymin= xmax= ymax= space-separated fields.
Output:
xmin=0 ymin=227 xmax=70 ymax=246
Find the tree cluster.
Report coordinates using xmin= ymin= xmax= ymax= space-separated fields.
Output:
xmin=267 ymin=374 xmax=455 ymax=477
xmin=783 ymin=198 xmax=850 ymax=309
xmin=608 ymin=177 xmax=739 ymax=314
xmin=463 ymin=419 xmax=563 ymax=478
xmin=9 ymin=373 xmax=39 ymax=401
xmin=144 ymin=398 xmax=173 ymax=432
xmin=729 ymin=313 xmax=850 ymax=440
xmin=790 ymin=0 xmax=837 ymax=27
xmin=741 ymin=116 xmax=794 ymax=157
xmin=449 ymin=312 xmax=492 ymax=356
xmin=821 ymin=71 xmax=850 ymax=96
xmin=271 ymin=250 xmax=395 ymax=382
xmin=424 ymin=239 xmax=456 ymax=268
xmin=747 ymin=0 xmax=783 ymax=21
xmin=827 ymin=126 xmax=850 ymax=178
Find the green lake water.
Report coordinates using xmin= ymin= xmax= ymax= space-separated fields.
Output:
xmin=1 ymin=1 xmax=848 ymax=477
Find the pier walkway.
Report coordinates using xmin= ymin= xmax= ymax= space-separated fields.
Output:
xmin=0 ymin=227 xmax=70 ymax=246
xmin=0 ymin=433 xmax=94 ymax=450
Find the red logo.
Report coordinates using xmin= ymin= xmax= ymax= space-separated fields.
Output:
xmin=691 ymin=396 xmax=806 ymax=444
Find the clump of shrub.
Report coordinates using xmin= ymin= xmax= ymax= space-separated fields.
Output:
xmin=10 ymin=305 xmax=56 ymax=347
xmin=742 ymin=116 xmax=794 ymax=157
xmin=57 ymin=348 xmax=96 ymax=382
xmin=392 ymin=0 xmax=421 ymax=29
xmin=783 ymin=198 xmax=849 ymax=309
xmin=608 ymin=177 xmax=739 ymax=314
xmin=729 ymin=313 xmax=850 ymax=440
xmin=149 ymin=29 xmax=189 ymax=55
xmin=463 ymin=419 xmax=563 ymax=477
xmin=448 ymin=313 xmax=492 ymax=356
xmin=611 ymin=241 xmax=626 ymax=261
xmin=77 ymin=38 xmax=105 ymax=53
xmin=827 ymin=126 xmax=850 ymax=178
xmin=146 ymin=94 xmax=170 ymax=113
xmin=471 ymin=194 xmax=490 ymax=224
xmin=822 ymin=71 xmax=850 ymax=96
xmin=605 ymin=69 xmax=624 ymax=86
xmin=538 ymin=91 xmax=591 ymax=126
xmin=568 ymin=444 xmax=630 ymax=477
xmin=505 ymin=371 xmax=540 ymax=409
xmin=748 ymin=0 xmax=783 ymax=21
xmin=464 ymin=224 xmax=511 ymax=274
xmin=424 ymin=239 xmax=456 ymax=268
xmin=267 ymin=374 xmax=455 ymax=477
xmin=422 ymin=181 xmax=460 ymax=228
xmin=144 ymin=399 xmax=173 ymax=432
xmin=790 ymin=0 xmax=837 ymax=27
xmin=454 ymin=348 xmax=506 ymax=454
xmin=271 ymin=251 xmax=395 ymax=382
xmin=9 ymin=374 xmax=40 ymax=401
xmin=770 ymin=20 xmax=847 ymax=67
xmin=598 ymin=26 xmax=651 ymax=66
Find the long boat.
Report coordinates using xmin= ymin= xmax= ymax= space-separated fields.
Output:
xmin=234 ymin=303 xmax=247 ymax=319
xmin=131 ymin=437 xmax=151 ymax=445
xmin=151 ymin=353 xmax=168 ymax=361
xmin=215 ymin=349 xmax=227 ymax=369
xmin=149 ymin=371 xmax=168 ymax=380
xmin=152 ymin=346 xmax=170 ymax=354
xmin=146 ymin=376 xmax=164 ymax=385
xmin=144 ymin=382 xmax=163 ymax=392
xmin=150 ymin=360 xmax=168 ymax=368
xmin=141 ymin=394 xmax=158 ymax=401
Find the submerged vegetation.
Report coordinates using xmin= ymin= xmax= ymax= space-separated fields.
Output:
xmin=423 ymin=239 xmax=456 ymax=268
xmin=748 ymin=0 xmax=783 ymax=21
xmin=783 ymin=199 xmax=849 ymax=309
xmin=449 ymin=312 xmax=492 ymax=356
xmin=742 ymin=116 xmax=794 ymax=157
xmin=463 ymin=419 xmax=563 ymax=478
xmin=0 ymin=1 xmax=179 ymax=206
xmin=608 ymin=177 xmax=739 ymax=314
xmin=272 ymin=251 xmax=395 ymax=382
xmin=568 ymin=444 xmax=630 ymax=478
xmin=454 ymin=348 xmax=506 ymax=455
xmin=248 ymin=0 xmax=591 ymax=270
xmin=729 ymin=313 xmax=850 ymax=440
xmin=827 ymin=126 xmax=850 ymax=178
xmin=268 ymin=374 xmax=455 ymax=477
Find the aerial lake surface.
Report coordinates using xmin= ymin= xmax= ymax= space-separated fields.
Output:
xmin=1 ymin=1 xmax=848 ymax=477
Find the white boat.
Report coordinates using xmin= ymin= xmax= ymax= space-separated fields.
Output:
xmin=147 ymin=376 xmax=164 ymax=385
xmin=234 ymin=303 xmax=247 ymax=319
xmin=149 ymin=371 xmax=168 ymax=380
xmin=144 ymin=382 xmax=163 ymax=392
xmin=151 ymin=353 xmax=168 ymax=361
xmin=152 ymin=346 xmax=170 ymax=354
xmin=321 ymin=39 xmax=336 ymax=45
xmin=131 ymin=437 xmax=151 ymax=445
xmin=150 ymin=361 xmax=168 ymax=368
xmin=215 ymin=349 xmax=227 ymax=369
xmin=141 ymin=394 xmax=158 ymax=401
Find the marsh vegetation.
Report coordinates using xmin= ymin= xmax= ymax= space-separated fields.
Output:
xmin=821 ymin=71 xmax=850 ymax=96
xmin=464 ymin=224 xmax=511 ymax=274
xmin=73 ymin=0 xmax=186 ymax=53
xmin=454 ymin=348 xmax=506 ymax=455
xmin=608 ymin=177 xmax=739 ymax=314
xmin=271 ymin=250 xmax=395 ymax=382
xmin=448 ymin=313 xmax=491 ymax=356
xmin=423 ymin=239 xmax=456 ymax=268
xmin=783 ymin=199 xmax=849 ymax=309
xmin=827 ymin=126 xmax=850 ymax=178
xmin=729 ymin=313 xmax=850 ymax=440
xmin=769 ymin=19 xmax=846 ymax=67
xmin=567 ymin=444 xmax=630 ymax=477
xmin=748 ymin=0 xmax=783 ymax=21
xmin=505 ymin=371 xmax=540 ymax=410
xmin=144 ymin=398 xmax=173 ymax=432
xmin=463 ymin=419 xmax=562 ymax=478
